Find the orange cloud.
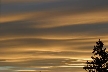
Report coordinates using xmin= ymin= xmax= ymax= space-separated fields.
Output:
xmin=32 ymin=9 xmax=108 ymax=28
xmin=0 ymin=13 xmax=33 ymax=23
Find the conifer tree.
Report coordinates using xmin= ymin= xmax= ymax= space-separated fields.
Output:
xmin=83 ymin=39 xmax=108 ymax=72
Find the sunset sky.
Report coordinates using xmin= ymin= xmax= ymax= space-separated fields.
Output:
xmin=0 ymin=0 xmax=108 ymax=72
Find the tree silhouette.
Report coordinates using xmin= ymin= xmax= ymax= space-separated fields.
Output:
xmin=83 ymin=39 xmax=108 ymax=72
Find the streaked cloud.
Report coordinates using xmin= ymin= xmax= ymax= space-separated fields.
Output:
xmin=31 ymin=9 xmax=108 ymax=28
xmin=1 ymin=0 xmax=108 ymax=72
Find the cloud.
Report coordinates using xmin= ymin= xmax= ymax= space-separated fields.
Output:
xmin=0 ymin=58 xmax=85 ymax=70
xmin=1 ymin=0 xmax=59 ymax=4
xmin=1 ymin=21 xmax=108 ymax=40
xmin=1 ymin=0 xmax=108 ymax=14
xmin=0 ymin=13 xmax=34 ymax=23
xmin=1 ymin=0 xmax=108 ymax=72
xmin=0 ymin=59 xmax=6 ymax=62
xmin=0 ymin=70 xmax=14 ymax=72
xmin=28 ymin=9 xmax=108 ymax=28
xmin=1 ymin=8 xmax=108 ymax=28
xmin=0 ymin=37 xmax=108 ymax=52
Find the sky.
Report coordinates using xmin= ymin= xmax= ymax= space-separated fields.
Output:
xmin=0 ymin=0 xmax=108 ymax=72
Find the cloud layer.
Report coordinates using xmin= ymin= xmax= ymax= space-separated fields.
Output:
xmin=1 ymin=0 xmax=108 ymax=72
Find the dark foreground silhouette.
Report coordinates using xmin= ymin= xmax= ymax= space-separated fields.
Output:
xmin=83 ymin=39 xmax=108 ymax=72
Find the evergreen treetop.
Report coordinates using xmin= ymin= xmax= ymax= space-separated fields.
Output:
xmin=83 ymin=39 xmax=108 ymax=72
